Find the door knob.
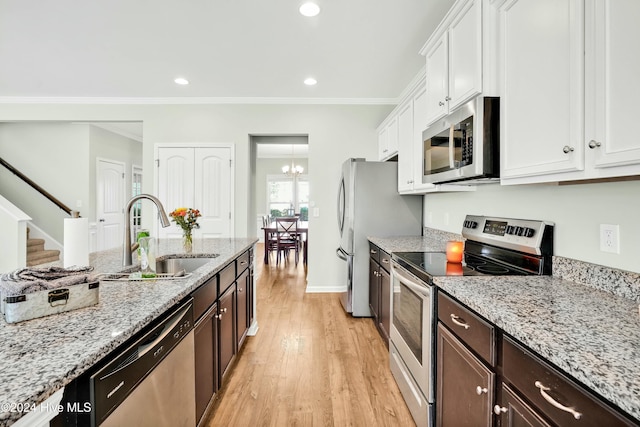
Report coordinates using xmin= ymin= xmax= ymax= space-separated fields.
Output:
xmin=99 ymin=218 xmax=105 ymax=222
xmin=562 ymin=145 xmax=574 ymax=154
xmin=588 ymin=140 xmax=601 ymax=149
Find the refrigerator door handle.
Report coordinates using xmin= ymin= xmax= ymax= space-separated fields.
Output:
xmin=336 ymin=247 xmax=348 ymax=261
xmin=337 ymin=178 xmax=345 ymax=236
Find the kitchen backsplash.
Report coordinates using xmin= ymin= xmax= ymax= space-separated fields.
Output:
xmin=424 ymin=226 xmax=640 ymax=303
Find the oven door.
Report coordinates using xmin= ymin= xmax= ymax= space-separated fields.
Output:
xmin=390 ymin=261 xmax=434 ymax=402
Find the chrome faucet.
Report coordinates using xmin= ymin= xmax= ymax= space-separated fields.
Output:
xmin=123 ymin=194 xmax=171 ymax=266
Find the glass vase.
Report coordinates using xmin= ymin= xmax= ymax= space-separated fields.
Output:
xmin=183 ymin=229 xmax=193 ymax=253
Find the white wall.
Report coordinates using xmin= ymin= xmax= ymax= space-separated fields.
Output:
xmin=0 ymin=123 xmax=90 ymax=242
xmin=424 ymin=180 xmax=640 ymax=273
xmin=0 ymin=103 xmax=392 ymax=291
xmin=0 ymin=122 xmax=142 ymax=243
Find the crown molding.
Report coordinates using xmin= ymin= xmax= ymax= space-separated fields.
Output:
xmin=0 ymin=96 xmax=399 ymax=106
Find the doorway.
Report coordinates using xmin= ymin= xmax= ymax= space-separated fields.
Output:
xmin=249 ymin=135 xmax=308 ymax=243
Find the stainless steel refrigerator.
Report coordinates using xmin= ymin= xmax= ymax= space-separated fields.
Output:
xmin=336 ymin=158 xmax=422 ymax=317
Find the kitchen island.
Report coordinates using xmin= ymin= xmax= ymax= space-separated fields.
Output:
xmin=369 ymin=235 xmax=640 ymax=424
xmin=0 ymin=237 xmax=257 ymax=427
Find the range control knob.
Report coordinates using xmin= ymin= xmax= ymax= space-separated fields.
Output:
xmin=524 ymin=228 xmax=536 ymax=238
xmin=505 ymin=225 xmax=515 ymax=235
xmin=464 ymin=220 xmax=478 ymax=229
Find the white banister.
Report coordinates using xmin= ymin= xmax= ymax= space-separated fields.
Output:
xmin=0 ymin=194 xmax=32 ymax=273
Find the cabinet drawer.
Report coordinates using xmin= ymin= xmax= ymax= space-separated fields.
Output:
xmin=437 ymin=292 xmax=496 ymax=366
xmin=379 ymin=249 xmax=391 ymax=273
xmin=503 ymin=337 xmax=636 ymax=427
xmin=369 ymin=242 xmax=380 ymax=264
xmin=237 ymin=250 xmax=251 ymax=274
xmin=192 ymin=275 xmax=217 ymax=322
xmin=219 ymin=262 xmax=236 ymax=295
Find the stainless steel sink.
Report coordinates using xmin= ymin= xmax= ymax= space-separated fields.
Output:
xmin=155 ymin=256 xmax=219 ymax=274
xmin=102 ymin=255 xmax=220 ymax=281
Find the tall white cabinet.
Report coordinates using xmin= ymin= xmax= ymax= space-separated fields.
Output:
xmin=156 ymin=144 xmax=234 ymax=238
xmin=498 ymin=0 xmax=640 ymax=184
xmin=422 ymin=0 xmax=483 ymax=126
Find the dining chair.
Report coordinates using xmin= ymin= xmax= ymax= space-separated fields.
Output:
xmin=275 ymin=217 xmax=300 ymax=265
xmin=262 ymin=216 xmax=278 ymax=262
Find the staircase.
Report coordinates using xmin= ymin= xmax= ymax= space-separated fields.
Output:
xmin=26 ymin=228 xmax=60 ymax=266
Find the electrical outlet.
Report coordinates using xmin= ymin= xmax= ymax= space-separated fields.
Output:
xmin=600 ymin=224 xmax=620 ymax=254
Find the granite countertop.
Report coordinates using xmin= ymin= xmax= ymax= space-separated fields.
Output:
xmin=370 ymin=235 xmax=640 ymax=422
xmin=0 ymin=237 xmax=257 ymax=427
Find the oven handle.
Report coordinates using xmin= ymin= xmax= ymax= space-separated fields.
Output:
xmin=392 ymin=262 xmax=430 ymax=297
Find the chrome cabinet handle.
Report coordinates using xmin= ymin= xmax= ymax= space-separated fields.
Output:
xmin=382 ymin=259 xmax=389 ymax=264
xmin=445 ymin=96 xmax=451 ymax=101
xmin=476 ymin=386 xmax=488 ymax=395
xmin=238 ymin=287 xmax=243 ymax=292
xmin=562 ymin=145 xmax=574 ymax=153
xmin=215 ymin=314 xmax=222 ymax=320
xmin=450 ymin=314 xmax=470 ymax=329
xmin=222 ymin=307 xmax=228 ymax=313
xmin=438 ymin=101 xmax=445 ymax=106
xmin=494 ymin=405 xmax=507 ymax=415
xmin=535 ymin=381 xmax=583 ymax=420
xmin=588 ymin=140 xmax=601 ymax=149
xmin=370 ymin=249 xmax=377 ymax=255
xmin=240 ymin=260 xmax=248 ymax=265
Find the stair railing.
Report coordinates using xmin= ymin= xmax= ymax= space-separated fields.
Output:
xmin=0 ymin=156 xmax=79 ymax=217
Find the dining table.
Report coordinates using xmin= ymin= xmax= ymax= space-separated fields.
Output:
xmin=261 ymin=220 xmax=308 ymax=265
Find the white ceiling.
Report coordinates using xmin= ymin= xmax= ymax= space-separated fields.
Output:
xmin=0 ymin=0 xmax=454 ymax=102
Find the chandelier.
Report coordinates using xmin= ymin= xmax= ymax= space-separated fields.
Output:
xmin=282 ymin=144 xmax=304 ymax=175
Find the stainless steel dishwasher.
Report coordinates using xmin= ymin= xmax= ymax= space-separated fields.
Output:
xmin=90 ymin=298 xmax=196 ymax=427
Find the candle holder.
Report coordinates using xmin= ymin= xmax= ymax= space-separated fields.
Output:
xmin=446 ymin=240 xmax=464 ymax=263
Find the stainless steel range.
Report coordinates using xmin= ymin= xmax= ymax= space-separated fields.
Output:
xmin=389 ymin=215 xmax=554 ymax=427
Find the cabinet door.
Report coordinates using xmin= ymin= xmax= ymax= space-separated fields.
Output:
xmin=385 ymin=117 xmax=399 ymax=159
xmin=590 ymin=0 xmax=640 ymax=169
xmin=236 ymin=269 xmax=249 ymax=349
xmin=194 ymin=303 xmax=217 ymax=424
xmin=368 ymin=258 xmax=380 ymax=321
xmin=448 ymin=0 xmax=482 ymax=110
xmin=436 ymin=324 xmax=494 ymax=427
xmin=397 ymin=102 xmax=415 ymax=192
xmin=495 ymin=383 xmax=552 ymax=427
xmin=378 ymin=127 xmax=388 ymax=160
xmin=411 ymin=86 xmax=437 ymax=192
xmin=499 ymin=0 xmax=585 ymax=179
xmin=425 ymin=33 xmax=449 ymax=125
xmin=378 ymin=267 xmax=391 ymax=346
xmin=218 ymin=286 xmax=236 ymax=381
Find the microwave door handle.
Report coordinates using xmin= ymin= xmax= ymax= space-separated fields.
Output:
xmin=449 ymin=126 xmax=456 ymax=168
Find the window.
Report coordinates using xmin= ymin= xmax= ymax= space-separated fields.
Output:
xmin=267 ymin=174 xmax=309 ymax=220
xmin=132 ymin=166 xmax=143 ymax=235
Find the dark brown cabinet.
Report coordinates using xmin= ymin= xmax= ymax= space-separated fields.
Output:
xmin=368 ymin=242 xmax=391 ymax=346
xmin=192 ymin=247 xmax=254 ymax=426
xmin=436 ymin=323 xmax=494 ymax=427
xmin=218 ymin=284 xmax=236 ymax=381
xmin=497 ymin=336 xmax=636 ymax=427
xmin=194 ymin=302 xmax=218 ymax=423
xmin=435 ymin=291 xmax=637 ymax=427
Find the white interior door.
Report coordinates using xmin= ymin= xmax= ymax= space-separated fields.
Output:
xmin=195 ymin=147 xmax=232 ymax=238
xmin=157 ymin=147 xmax=195 ymax=238
xmin=157 ymin=145 xmax=233 ymax=238
xmin=96 ymin=159 xmax=125 ymax=250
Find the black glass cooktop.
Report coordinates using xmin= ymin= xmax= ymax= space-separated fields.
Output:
xmin=392 ymin=251 xmax=529 ymax=285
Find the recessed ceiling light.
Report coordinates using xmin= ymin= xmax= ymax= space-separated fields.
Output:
xmin=174 ymin=77 xmax=189 ymax=85
xmin=299 ymin=2 xmax=320 ymax=17
xmin=304 ymin=77 xmax=317 ymax=86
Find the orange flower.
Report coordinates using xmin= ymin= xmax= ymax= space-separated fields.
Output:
xmin=169 ymin=207 xmax=201 ymax=231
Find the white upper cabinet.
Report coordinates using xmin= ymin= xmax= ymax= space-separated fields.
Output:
xmin=422 ymin=0 xmax=483 ymax=126
xmin=499 ymin=0 xmax=640 ymax=184
xmin=378 ymin=116 xmax=398 ymax=161
xmin=498 ymin=0 xmax=585 ymax=180
xmin=397 ymin=101 xmax=415 ymax=192
xmin=588 ymin=0 xmax=640 ymax=170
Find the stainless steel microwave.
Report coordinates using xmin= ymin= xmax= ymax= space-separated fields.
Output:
xmin=422 ymin=97 xmax=499 ymax=185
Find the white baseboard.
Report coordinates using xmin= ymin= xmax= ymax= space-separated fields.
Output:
xmin=305 ymin=285 xmax=347 ymax=293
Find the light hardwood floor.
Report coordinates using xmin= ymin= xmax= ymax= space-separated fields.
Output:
xmin=205 ymin=243 xmax=415 ymax=427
